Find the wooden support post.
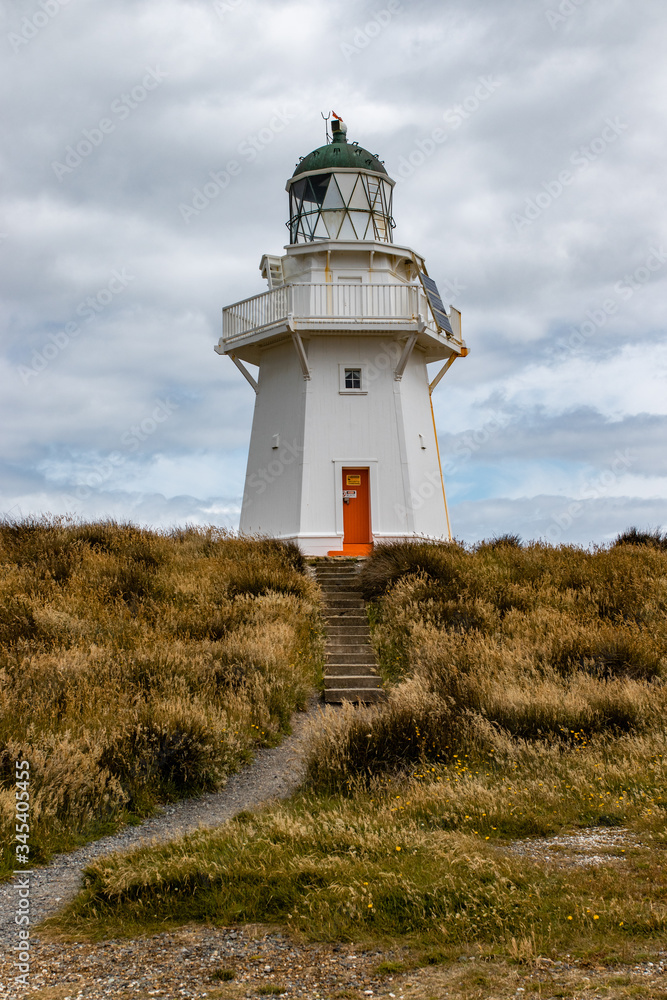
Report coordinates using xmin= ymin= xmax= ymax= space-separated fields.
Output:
xmin=394 ymin=332 xmax=418 ymax=381
xmin=290 ymin=323 xmax=311 ymax=380
xmin=227 ymin=353 xmax=258 ymax=392
xmin=429 ymin=354 xmax=456 ymax=394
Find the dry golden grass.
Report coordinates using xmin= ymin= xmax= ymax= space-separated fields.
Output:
xmin=0 ymin=518 xmax=323 ymax=874
xmin=29 ymin=536 xmax=667 ymax=970
xmin=304 ymin=540 xmax=667 ymax=789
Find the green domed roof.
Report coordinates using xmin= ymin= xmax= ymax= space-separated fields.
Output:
xmin=292 ymin=130 xmax=387 ymax=178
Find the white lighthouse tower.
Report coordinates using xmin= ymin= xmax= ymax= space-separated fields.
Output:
xmin=216 ymin=116 xmax=468 ymax=556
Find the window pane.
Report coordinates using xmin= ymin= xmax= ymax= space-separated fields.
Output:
xmin=304 ymin=174 xmax=329 ymax=206
xmin=345 ymin=368 xmax=362 ymax=389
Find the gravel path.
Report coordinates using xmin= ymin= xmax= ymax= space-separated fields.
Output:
xmin=0 ymin=696 xmax=324 ymax=947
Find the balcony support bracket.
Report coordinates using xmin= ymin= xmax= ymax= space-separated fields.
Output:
xmin=228 ymin=352 xmax=259 ymax=393
xmin=394 ymin=317 xmax=424 ymax=380
xmin=429 ymin=354 xmax=456 ymax=394
xmin=288 ymin=315 xmax=311 ymax=380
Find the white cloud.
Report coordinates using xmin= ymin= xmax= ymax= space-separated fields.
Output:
xmin=1 ymin=0 xmax=666 ymax=541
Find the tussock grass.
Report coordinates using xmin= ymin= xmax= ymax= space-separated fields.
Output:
xmin=0 ymin=518 xmax=322 ymax=875
xmin=43 ymin=536 xmax=667 ymax=965
xmin=615 ymin=525 xmax=667 ymax=550
xmin=325 ymin=539 xmax=667 ymax=788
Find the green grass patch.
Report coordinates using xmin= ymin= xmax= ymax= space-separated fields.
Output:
xmin=49 ymin=735 xmax=667 ymax=961
xmin=210 ymin=967 xmax=235 ymax=981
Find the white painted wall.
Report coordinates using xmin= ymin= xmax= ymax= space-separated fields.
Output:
xmin=235 ymin=241 xmax=455 ymax=554
xmin=239 ymin=340 xmax=305 ymax=538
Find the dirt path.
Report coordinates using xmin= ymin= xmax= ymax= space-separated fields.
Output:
xmin=0 ymin=696 xmax=324 ymax=947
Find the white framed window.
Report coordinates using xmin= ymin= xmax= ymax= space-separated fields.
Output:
xmin=339 ymin=364 xmax=367 ymax=394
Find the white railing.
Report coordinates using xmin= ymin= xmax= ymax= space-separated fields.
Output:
xmin=223 ymin=283 xmax=426 ymax=343
xmin=222 ymin=285 xmax=293 ymax=340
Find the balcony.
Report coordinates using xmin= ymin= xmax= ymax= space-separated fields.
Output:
xmin=219 ymin=283 xmax=464 ymax=364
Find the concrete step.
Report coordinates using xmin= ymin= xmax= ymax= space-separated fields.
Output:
xmin=324 ymin=618 xmax=368 ymax=628
xmin=325 ymin=663 xmax=379 ymax=678
xmin=326 ymin=637 xmax=372 ymax=646
xmin=327 ymin=667 xmax=378 ymax=679
xmin=326 ymin=608 xmax=366 ymax=617
xmin=326 ymin=648 xmax=375 ymax=661
xmin=319 ymin=588 xmax=361 ymax=597
xmin=326 ymin=636 xmax=374 ymax=647
xmin=327 ymin=614 xmax=370 ymax=635
xmin=327 ymin=641 xmax=374 ymax=650
xmin=316 ymin=576 xmax=359 ymax=581
xmin=326 ymin=651 xmax=377 ymax=665
xmin=324 ymin=674 xmax=383 ymax=689
xmin=318 ymin=587 xmax=363 ymax=604
xmin=315 ymin=569 xmax=360 ymax=577
xmin=325 ymin=612 xmax=366 ymax=621
xmin=315 ymin=571 xmax=359 ymax=578
xmin=324 ymin=688 xmax=386 ymax=704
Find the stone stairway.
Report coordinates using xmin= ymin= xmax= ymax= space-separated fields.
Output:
xmin=311 ymin=559 xmax=385 ymax=704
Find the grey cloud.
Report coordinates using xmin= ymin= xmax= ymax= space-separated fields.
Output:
xmin=1 ymin=0 xmax=665 ymax=538
xmin=451 ymin=494 xmax=667 ymax=548
xmin=439 ymin=409 xmax=667 ymax=478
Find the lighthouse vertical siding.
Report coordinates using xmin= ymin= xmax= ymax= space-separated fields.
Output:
xmin=238 ymin=340 xmax=306 ymax=539
xmin=239 ymin=331 xmax=450 ymax=552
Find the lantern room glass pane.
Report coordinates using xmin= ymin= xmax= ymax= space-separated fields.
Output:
xmin=333 ymin=172 xmax=357 ymax=202
xmin=321 ymin=210 xmax=342 ymax=238
xmin=337 ymin=215 xmax=358 ymax=240
xmin=303 ymin=174 xmax=329 ymax=206
xmin=322 ymin=179 xmax=345 ymax=209
xmin=348 ymin=178 xmax=371 ymax=210
xmin=288 ymin=170 xmax=394 ymax=244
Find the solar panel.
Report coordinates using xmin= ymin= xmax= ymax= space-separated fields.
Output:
xmin=419 ymin=273 xmax=454 ymax=336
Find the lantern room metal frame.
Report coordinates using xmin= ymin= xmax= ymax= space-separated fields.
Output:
xmin=287 ymin=168 xmax=395 ymax=244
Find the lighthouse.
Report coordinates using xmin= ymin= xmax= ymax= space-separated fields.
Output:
xmin=215 ymin=115 xmax=468 ymax=556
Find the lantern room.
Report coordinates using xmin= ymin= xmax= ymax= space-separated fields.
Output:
xmin=286 ymin=116 xmax=395 ymax=244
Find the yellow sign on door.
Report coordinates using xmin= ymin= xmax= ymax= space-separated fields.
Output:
xmin=346 ymin=475 xmax=361 ymax=486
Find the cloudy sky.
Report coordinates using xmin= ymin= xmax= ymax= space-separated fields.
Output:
xmin=2 ymin=0 xmax=666 ymax=545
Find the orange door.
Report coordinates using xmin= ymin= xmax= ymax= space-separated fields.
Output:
xmin=342 ymin=468 xmax=372 ymax=554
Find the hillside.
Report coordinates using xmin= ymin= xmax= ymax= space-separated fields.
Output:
xmin=1 ymin=525 xmax=666 ymax=997
xmin=0 ymin=518 xmax=322 ymax=876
